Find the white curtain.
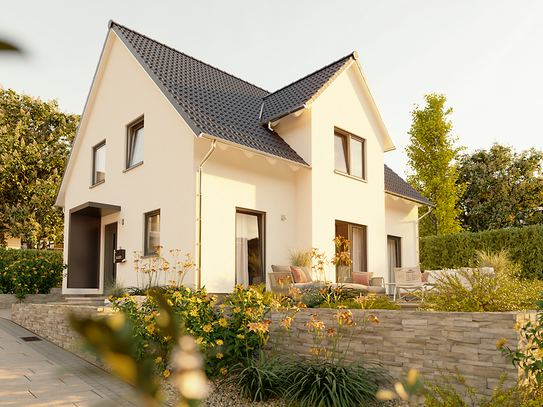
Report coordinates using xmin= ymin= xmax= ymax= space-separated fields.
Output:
xmin=235 ymin=214 xmax=249 ymax=287
xmin=351 ymin=227 xmax=364 ymax=273
xmin=387 ymin=239 xmax=397 ymax=283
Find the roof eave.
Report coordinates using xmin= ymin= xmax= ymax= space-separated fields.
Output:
xmin=385 ymin=191 xmax=434 ymax=208
xmin=352 ymin=58 xmax=396 ymax=153
xmin=55 ymin=21 xmax=118 ymax=208
xmin=197 ymin=132 xmax=311 ymax=169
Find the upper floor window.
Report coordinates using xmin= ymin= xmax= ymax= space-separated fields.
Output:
xmin=92 ymin=142 xmax=106 ymax=185
xmin=144 ymin=209 xmax=160 ymax=256
xmin=334 ymin=129 xmax=365 ymax=180
xmin=127 ymin=118 xmax=144 ymax=169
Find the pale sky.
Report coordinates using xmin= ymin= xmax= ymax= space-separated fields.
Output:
xmin=1 ymin=0 xmax=542 ymax=178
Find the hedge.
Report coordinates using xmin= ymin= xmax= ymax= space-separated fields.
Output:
xmin=0 ymin=247 xmax=64 ymax=298
xmin=420 ymin=224 xmax=543 ymax=280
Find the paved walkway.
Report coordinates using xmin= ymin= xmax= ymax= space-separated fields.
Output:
xmin=0 ymin=310 xmax=144 ymax=407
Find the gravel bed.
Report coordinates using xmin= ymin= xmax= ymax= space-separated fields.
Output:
xmin=157 ymin=377 xmax=402 ymax=407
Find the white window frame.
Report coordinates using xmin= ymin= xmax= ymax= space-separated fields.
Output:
xmin=334 ymin=128 xmax=366 ymax=180
xmin=92 ymin=141 xmax=106 ymax=186
xmin=126 ymin=117 xmax=144 ymax=170
xmin=144 ymin=209 xmax=160 ymax=256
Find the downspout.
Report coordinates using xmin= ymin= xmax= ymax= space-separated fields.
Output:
xmin=197 ymin=137 xmax=216 ymax=289
xmin=418 ymin=206 xmax=433 ymax=221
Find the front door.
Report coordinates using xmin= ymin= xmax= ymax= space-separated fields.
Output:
xmin=104 ymin=222 xmax=117 ymax=289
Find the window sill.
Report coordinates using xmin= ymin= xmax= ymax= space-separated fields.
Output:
xmin=334 ymin=170 xmax=367 ymax=183
xmin=123 ymin=161 xmax=143 ymax=173
xmin=90 ymin=180 xmax=105 ymax=189
xmin=141 ymin=253 xmax=158 ymax=259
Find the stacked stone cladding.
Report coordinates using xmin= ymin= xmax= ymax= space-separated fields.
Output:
xmin=268 ymin=308 xmax=536 ymax=395
xmin=10 ymin=303 xmax=536 ymax=396
xmin=11 ymin=303 xmax=114 ymax=357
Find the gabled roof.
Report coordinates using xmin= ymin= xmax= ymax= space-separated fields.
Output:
xmin=111 ymin=22 xmax=308 ymax=165
xmin=384 ymin=165 xmax=433 ymax=207
xmin=259 ymin=54 xmax=355 ymax=124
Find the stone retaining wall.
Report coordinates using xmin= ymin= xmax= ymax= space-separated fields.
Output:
xmin=0 ymin=288 xmax=63 ymax=308
xmin=269 ymin=308 xmax=535 ymax=395
xmin=11 ymin=303 xmax=114 ymax=356
xmin=11 ymin=303 xmax=535 ymax=396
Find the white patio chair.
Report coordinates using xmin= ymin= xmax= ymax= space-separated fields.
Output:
xmin=393 ymin=267 xmax=425 ymax=302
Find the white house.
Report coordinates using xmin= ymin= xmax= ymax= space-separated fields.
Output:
xmin=55 ymin=21 xmax=432 ymax=295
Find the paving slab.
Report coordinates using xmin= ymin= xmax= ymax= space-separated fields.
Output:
xmin=0 ymin=316 xmax=144 ymax=406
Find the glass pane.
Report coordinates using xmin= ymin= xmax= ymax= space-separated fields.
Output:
xmin=128 ymin=127 xmax=144 ymax=167
xmin=236 ymin=212 xmax=262 ymax=286
xmin=146 ymin=213 xmax=160 ymax=255
xmin=334 ymin=135 xmax=348 ymax=173
xmin=350 ymin=138 xmax=363 ymax=178
xmin=94 ymin=144 xmax=105 ymax=183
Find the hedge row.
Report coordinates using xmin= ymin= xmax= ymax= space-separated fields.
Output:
xmin=0 ymin=247 xmax=64 ymax=298
xmin=420 ymin=224 xmax=543 ymax=280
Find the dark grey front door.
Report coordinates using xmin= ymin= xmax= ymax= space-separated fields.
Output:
xmin=104 ymin=222 xmax=117 ymax=289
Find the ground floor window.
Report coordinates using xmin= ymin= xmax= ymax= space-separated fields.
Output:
xmin=335 ymin=220 xmax=367 ymax=282
xmin=144 ymin=210 xmax=160 ymax=256
xmin=236 ymin=209 xmax=265 ymax=287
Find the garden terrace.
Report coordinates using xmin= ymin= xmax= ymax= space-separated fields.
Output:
xmin=11 ymin=303 xmax=534 ymax=397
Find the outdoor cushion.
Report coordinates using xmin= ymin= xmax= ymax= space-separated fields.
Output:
xmin=299 ymin=266 xmax=313 ymax=283
xmin=290 ymin=266 xmax=307 ymax=283
xmin=353 ymin=272 xmax=370 ymax=286
xmin=271 ymin=265 xmax=291 ymax=273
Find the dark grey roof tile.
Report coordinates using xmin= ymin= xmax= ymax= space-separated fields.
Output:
xmin=260 ymin=54 xmax=354 ymax=124
xmin=384 ymin=165 xmax=433 ymax=206
xmin=112 ymin=22 xmax=308 ymax=165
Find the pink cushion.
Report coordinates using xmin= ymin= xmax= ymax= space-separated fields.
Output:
xmin=290 ymin=266 xmax=307 ymax=283
xmin=421 ymin=272 xmax=428 ymax=283
xmin=353 ymin=272 xmax=369 ymax=286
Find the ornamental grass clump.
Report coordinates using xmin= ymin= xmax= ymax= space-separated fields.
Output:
xmin=281 ymin=305 xmax=389 ymax=406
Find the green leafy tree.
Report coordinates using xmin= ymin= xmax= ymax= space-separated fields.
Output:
xmin=0 ymin=88 xmax=79 ymax=247
xmin=405 ymin=93 xmax=465 ymax=236
xmin=456 ymin=143 xmax=543 ymax=232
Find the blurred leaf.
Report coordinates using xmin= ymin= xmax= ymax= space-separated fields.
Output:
xmin=0 ymin=40 xmax=19 ymax=51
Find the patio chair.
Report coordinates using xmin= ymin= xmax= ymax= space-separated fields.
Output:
xmin=393 ymin=267 xmax=426 ymax=302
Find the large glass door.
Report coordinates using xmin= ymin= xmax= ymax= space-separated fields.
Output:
xmin=236 ymin=210 xmax=265 ymax=286
xmin=335 ymin=221 xmax=367 ymax=282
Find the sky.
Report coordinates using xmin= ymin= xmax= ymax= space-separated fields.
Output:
xmin=1 ymin=0 xmax=542 ymax=178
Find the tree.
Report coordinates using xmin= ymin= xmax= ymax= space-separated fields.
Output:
xmin=0 ymin=88 xmax=79 ymax=247
xmin=405 ymin=93 xmax=465 ymax=236
xmin=456 ymin=143 xmax=543 ymax=232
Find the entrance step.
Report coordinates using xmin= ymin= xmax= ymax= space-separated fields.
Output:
xmin=62 ymin=296 xmax=109 ymax=306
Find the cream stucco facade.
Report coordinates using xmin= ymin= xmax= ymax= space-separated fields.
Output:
xmin=56 ymin=24 xmax=428 ymax=295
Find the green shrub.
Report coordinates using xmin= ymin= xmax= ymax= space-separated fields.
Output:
xmin=419 ymin=366 xmax=520 ymax=406
xmin=420 ymin=252 xmax=543 ymax=312
xmin=111 ymin=284 xmax=283 ymax=379
xmin=0 ymin=248 xmax=64 ymax=299
xmin=498 ymin=291 xmax=543 ymax=393
xmin=420 ymin=224 xmax=543 ymax=280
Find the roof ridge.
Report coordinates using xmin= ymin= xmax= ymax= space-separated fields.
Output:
xmin=263 ymin=52 xmax=356 ymax=100
xmin=109 ymin=20 xmax=271 ymax=95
